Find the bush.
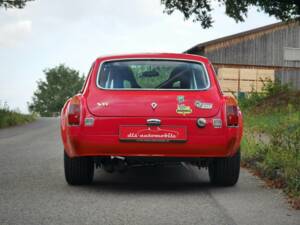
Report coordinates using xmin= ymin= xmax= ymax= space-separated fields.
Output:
xmin=241 ymin=80 xmax=300 ymax=202
xmin=0 ymin=102 xmax=36 ymax=128
xmin=239 ymin=79 xmax=292 ymax=110
xmin=242 ymin=121 xmax=300 ymax=196
xmin=241 ymin=83 xmax=300 ymax=199
xmin=261 ymin=79 xmax=290 ymax=97
xmin=266 ymin=118 xmax=300 ymax=194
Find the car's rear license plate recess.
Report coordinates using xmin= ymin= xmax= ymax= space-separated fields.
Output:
xmin=119 ymin=125 xmax=187 ymax=142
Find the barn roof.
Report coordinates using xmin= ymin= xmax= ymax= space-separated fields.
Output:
xmin=185 ymin=20 xmax=299 ymax=54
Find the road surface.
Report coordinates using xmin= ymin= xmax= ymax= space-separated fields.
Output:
xmin=0 ymin=118 xmax=299 ymax=225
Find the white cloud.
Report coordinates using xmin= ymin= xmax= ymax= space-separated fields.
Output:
xmin=0 ymin=20 xmax=32 ymax=47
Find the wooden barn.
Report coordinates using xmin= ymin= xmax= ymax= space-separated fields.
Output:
xmin=185 ymin=21 xmax=300 ymax=94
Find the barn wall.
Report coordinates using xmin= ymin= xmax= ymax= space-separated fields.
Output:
xmin=275 ymin=69 xmax=300 ymax=89
xmin=203 ymin=24 xmax=300 ymax=68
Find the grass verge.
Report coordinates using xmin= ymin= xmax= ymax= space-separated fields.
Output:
xmin=240 ymin=82 xmax=300 ymax=209
xmin=0 ymin=108 xmax=36 ymax=128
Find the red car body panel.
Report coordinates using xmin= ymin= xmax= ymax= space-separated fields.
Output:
xmin=61 ymin=53 xmax=243 ymax=158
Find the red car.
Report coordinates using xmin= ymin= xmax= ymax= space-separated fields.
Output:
xmin=61 ymin=53 xmax=243 ymax=186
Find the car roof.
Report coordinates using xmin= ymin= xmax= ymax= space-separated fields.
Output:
xmin=95 ymin=53 xmax=209 ymax=64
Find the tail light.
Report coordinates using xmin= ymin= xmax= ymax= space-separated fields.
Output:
xmin=68 ymin=97 xmax=81 ymax=126
xmin=226 ymin=105 xmax=239 ymax=127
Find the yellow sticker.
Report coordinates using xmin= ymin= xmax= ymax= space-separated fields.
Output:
xmin=176 ymin=104 xmax=192 ymax=115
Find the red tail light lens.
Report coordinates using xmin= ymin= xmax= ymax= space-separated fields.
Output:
xmin=226 ymin=105 xmax=239 ymax=127
xmin=68 ymin=102 xmax=81 ymax=126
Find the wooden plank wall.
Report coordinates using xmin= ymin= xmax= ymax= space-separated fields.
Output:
xmin=275 ymin=69 xmax=300 ymax=89
xmin=217 ymin=68 xmax=275 ymax=93
xmin=203 ymin=24 xmax=300 ymax=68
xmin=186 ymin=22 xmax=300 ymax=90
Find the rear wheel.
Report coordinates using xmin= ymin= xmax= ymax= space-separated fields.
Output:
xmin=64 ymin=151 xmax=94 ymax=185
xmin=208 ymin=149 xmax=240 ymax=186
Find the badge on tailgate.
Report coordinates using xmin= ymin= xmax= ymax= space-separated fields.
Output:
xmin=119 ymin=126 xmax=187 ymax=142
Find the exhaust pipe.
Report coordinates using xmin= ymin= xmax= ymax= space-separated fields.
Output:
xmin=102 ymin=160 xmax=114 ymax=173
xmin=113 ymin=158 xmax=128 ymax=173
xmin=101 ymin=157 xmax=128 ymax=173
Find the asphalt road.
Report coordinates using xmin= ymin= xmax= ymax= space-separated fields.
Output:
xmin=0 ymin=118 xmax=299 ymax=225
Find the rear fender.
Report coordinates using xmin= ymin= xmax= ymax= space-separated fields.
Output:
xmin=223 ymin=95 xmax=243 ymax=155
xmin=61 ymin=94 xmax=87 ymax=157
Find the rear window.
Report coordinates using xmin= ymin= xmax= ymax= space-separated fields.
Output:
xmin=97 ymin=60 xmax=210 ymax=90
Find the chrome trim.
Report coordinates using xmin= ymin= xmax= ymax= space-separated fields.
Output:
xmin=151 ymin=102 xmax=158 ymax=110
xmin=212 ymin=118 xmax=222 ymax=128
xmin=196 ymin=118 xmax=206 ymax=128
xmin=95 ymin=58 xmax=211 ymax=91
xmin=146 ymin=118 xmax=161 ymax=126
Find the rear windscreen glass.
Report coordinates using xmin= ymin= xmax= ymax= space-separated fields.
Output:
xmin=97 ymin=60 xmax=210 ymax=90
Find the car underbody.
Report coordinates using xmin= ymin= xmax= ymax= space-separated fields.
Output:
xmin=93 ymin=156 xmax=212 ymax=173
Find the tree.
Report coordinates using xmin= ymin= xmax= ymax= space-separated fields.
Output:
xmin=0 ymin=0 xmax=33 ymax=9
xmin=161 ymin=0 xmax=300 ymax=28
xmin=29 ymin=64 xmax=85 ymax=117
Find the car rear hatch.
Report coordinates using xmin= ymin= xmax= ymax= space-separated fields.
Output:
xmin=84 ymin=57 xmax=224 ymax=145
xmin=86 ymin=90 xmax=221 ymax=118
xmin=85 ymin=90 xmax=223 ymax=144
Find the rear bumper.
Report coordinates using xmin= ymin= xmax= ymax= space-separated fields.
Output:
xmin=63 ymin=129 xmax=241 ymax=158
xmin=61 ymin=113 xmax=243 ymax=158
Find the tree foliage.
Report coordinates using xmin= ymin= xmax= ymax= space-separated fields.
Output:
xmin=161 ymin=0 xmax=300 ymax=28
xmin=29 ymin=64 xmax=85 ymax=117
xmin=0 ymin=0 xmax=33 ymax=9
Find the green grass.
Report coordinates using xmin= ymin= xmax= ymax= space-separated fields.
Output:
xmin=244 ymin=109 xmax=299 ymax=133
xmin=241 ymin=103 xmax=300 ymax=200
xmin=0 ymin=108 xmax=36 ymax=128
xmin=238 ymin=81 xmax=300 ymax=206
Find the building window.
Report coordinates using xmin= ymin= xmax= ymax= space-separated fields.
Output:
xmin=284 ymin=47 xmax=300 ymax=61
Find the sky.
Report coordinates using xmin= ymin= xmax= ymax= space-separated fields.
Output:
xmin=0 ymin=0 xmax=278 ymax=113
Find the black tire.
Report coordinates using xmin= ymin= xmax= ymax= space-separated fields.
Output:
xmin=208 ymin=149 xmax=240 ymax=186
xmin=64 ymin=151 xmax=94 ymax=185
